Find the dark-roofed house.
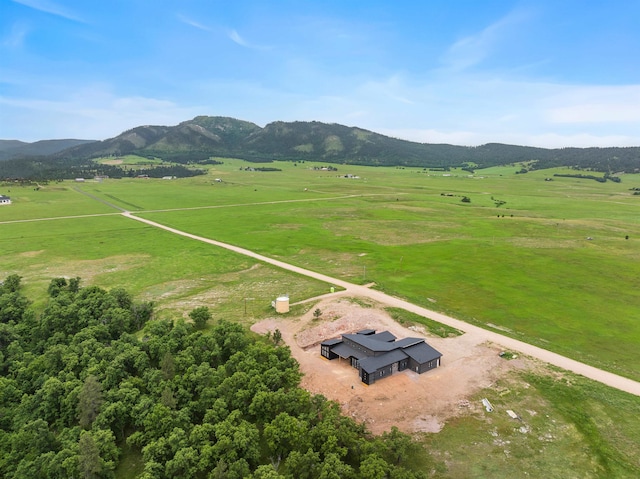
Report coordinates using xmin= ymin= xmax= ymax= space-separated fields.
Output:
xmin=320 ymin=330 xmax=442 ymax=385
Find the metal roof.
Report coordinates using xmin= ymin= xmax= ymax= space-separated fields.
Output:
xmin=403 ymin=342 xmax=442 ymax=363
xmin=343 ymin=333 xmax=422 ymax=353
xmin=356 ymin=329 xmax=376 ymax=335
xmin=392 ymin=337 xmax=425 ymax=349
xmin=323 ymin=330 xmax=443 ymax=375
xmin=359 ymin=349 xmax=408 ymax=374
xmin=369 ymin=331 xmax=396 ymax=342
xmin=331 ymin=342 xmax=367 ymax=360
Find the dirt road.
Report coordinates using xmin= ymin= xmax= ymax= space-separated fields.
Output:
xmin=124 ymin=212 xmax=640 ymax=397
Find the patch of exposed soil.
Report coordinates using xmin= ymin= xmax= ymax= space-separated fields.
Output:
xmin=252 ymin=296 xmax=528 ymax=435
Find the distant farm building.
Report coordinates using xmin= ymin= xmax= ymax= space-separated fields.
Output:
xmin=321 ymin=330 xmax=442 ymax=385
xmin=0 ymin=195 xmax=11 ymax=205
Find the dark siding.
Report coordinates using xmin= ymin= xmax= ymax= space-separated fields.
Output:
xmin=321 ymin=344 xmax=338 ymax=360
xmin=409 ymin=357 xmax=440 ymax=374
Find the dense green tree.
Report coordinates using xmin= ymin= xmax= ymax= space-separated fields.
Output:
xmin=130 ymin=301 xmax=154 ymax=331
xmin=1 ymin=274 xmax=23 ymax=294
xmin=0 ymin=277 xmax=430 ymax=479
xmin=318 ymin=453 xmax=354 ymax=479
xmin=189 ymin=306 xmax=211 ymax=329
xmin=264 ymin=412 xmax=310 ymax=468
xmin=0 ymin=287 xmax=30 ymax=324
xmin=381 ymin=427 xmax=414 ymax=466
xmin=47 ymin=278 xmax=69 ymax=298
xmin=160 ymin=351 xmax=175 ymax=380
xmin=251 ymin=464 xmax=285 ymax=478
xmin=358 ymin=454 xmax=389 ymax=479
xmin=77 ymin=375 xmax=103 ymax=429
xmin=78 ymin=431 xmax=102 ymax=479
xmin=284 ymin=448 xmax=321 ymax=479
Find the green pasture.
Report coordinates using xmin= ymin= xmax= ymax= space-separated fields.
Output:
xmin=2 ymin=159 xmax=640 ymax=381
xmin=423 ymin=369 xmax=640 ymax=478
xmin=0 ymin=213 xmax=330 ymax=323
xmin=120 ymin=161 xmax=638 ymax=380
xmin=0 ymin=182 xmax=115 ymax=220
xmin=2 ymin=159 xmax=640 ymax=478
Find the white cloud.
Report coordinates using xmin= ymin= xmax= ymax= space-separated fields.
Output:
xmin=2 ymin=23 xmax=29 ymax=48
xmin=440 ymin=9 xmax=530 ymax=72
xmin=227 ymin=28 xmax=270 ymax=50
xmin=0 ymin=86 xmax=203 ymax=140
xmin=229 ymin=29 xmax=248 ymax=47
xmin=303 ymin=73 xmax=640 ymax=148
xmin=546 ymin=85 xmax=640 ymax=123
xmin=177 ymin=14 xmax=212 ymax=32
xmin=11 ymin=0 xmax=86 ymax=23
xmin=376 ymin=127 xmax=640 ymax=149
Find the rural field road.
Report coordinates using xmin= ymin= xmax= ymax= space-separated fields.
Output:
xmin=124 ymin=211 xmax=640 ymax=397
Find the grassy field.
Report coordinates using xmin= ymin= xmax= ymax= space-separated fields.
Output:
xmin=2 ymin=159 xmax=639 ymax=380
xmin=95 ymin=160 xmax=639 ymax=381
xmin=1 ymin=158 xmax=640 ymax=478
xmin=423 ymin=368 xmax=640 ymax=479
xmin=0 ymin=208 xmax=330 ymax=324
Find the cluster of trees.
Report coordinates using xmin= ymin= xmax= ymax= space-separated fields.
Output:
xmin=552 ymin=173 xmax=621 ymax=183
xmin=0 ymin=275 xmax=427 ymax=478
xmin=123 ymin=165 xmax=205 ymax=179
xmin=0 ymin=157 xmax=206 ymax=182
xmin=139 ymin=151 xmax=224 ymax=165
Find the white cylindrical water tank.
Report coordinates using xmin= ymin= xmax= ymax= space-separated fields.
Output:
xmin=275 ymin=296 xmax=289 ymax=313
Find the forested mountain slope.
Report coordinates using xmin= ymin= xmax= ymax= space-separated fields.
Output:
xmin=2 ymin=116 xmax=640 ymax=179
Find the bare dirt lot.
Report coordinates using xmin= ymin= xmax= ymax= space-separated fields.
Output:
xmin=251 ymin=295 xmax=529 ymax=435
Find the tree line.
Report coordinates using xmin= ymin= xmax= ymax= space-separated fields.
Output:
xmin=0 ymin=275 xmax=428 ymax=478
xmin=0 ymin=156 xmax=206 ymax=182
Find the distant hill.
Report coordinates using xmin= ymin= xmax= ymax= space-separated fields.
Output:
xmin=2 ymin=116 xmax=640 ymax=179
xmin=56 ymin=117 xmax=262 ymax=162
xmin=0 ymin=139 xmax=95 ymax=161
xmin=0 ymin=140 xmax=29 ymax=152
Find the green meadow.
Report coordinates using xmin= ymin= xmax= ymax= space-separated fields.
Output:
xmin=2 ymin=159 xmax=640 ymax=478
xmin=2 ymin=159 xmax=639 ymax=380
xmin=0 ymin=207 xmax=329 ymax=323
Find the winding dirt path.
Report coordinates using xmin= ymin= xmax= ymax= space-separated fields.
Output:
xmin=123 ymin=211 xmax=640 ymax=397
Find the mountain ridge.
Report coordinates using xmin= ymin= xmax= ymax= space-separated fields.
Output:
xmin=0 ymin=139 xmax=95 ymax=161
xmin=2 ymin=116 xmax=640 ymax=178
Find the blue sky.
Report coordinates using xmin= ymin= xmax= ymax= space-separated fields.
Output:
xmin=1 ymin=0 xmax=639 ymax=147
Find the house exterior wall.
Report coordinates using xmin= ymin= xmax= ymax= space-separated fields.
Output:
xmin=409 ymin=357 xmax=440 ymax=374
xmin=321 ymin=344 xmax=338 ymax=360
xmin=361 ymin=363 xmax=394 ymax=385
xmin=343 ymin=337 xmax=374 ymax=356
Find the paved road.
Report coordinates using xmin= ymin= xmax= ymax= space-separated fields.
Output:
xmin=123 ymin=211 xmax=640 ymax=397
